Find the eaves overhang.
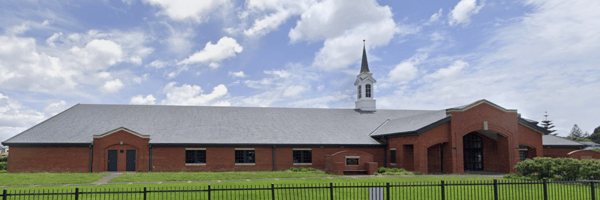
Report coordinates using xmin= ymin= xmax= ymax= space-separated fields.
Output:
xmin=447 ymin=99 xmax=517 ymax=113
xmin=149 ymin=143 xmax=385 ymax=148
xmin=518 ymin=117 xmax=550 ymax=135
xmin=93 ymin=127 xmax=150 ymax=139
xmin=1 ymin=142 xmax=91 ymax=147
xmin=371 ymin=115 xmax=451 ymax=139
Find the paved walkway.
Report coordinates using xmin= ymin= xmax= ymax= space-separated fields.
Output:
xmin=0 ymin=174 xmax=505 ymax=188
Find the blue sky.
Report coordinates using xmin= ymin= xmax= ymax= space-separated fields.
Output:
xmin=1 ymin=0 xmax=600 ymax=142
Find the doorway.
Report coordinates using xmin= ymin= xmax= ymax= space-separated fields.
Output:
xmin=107 ymin=150 xmax=118 ymax=171
xmin=126 ymin=150 xmax=136 ymax=171
xmin=463 ymin=133 xmax=483 ymax=171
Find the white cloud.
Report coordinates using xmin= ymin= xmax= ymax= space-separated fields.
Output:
xmin=241 ymin=0 xmax=315 ymax=37
xmin=44 ymin=100 xmax=67 ymax=116
xmin=0 ymin=93 xmax=45 ymax=129
xmin=388 ymin=54 xmax=426 ymax=83
xmin=161 ymin=82 xmax=230 ymax=106
xmin=70 ymin=39 xmax=123 ymax=70
xmin=449 ymin=0 xmax=484 ymax=26
xmin=100 ymin=79 xmax=124 ymax=93
xmin=288 ymin=0 xmax=403 ymax=71
xmin=229 ymin=71 xmax=248 ymax=78
xmin=424 ymin=60 xmax=468 ymax=81
xmin=178 ymin=37 xmax=243 ymax=69
xmin=146 ymin=59 xmax=170 ymax=69
xmin=425 ymin=9 xmax=443 ymax=25
xmin=46 ymin=32 xmax=63 ymax=47
xmin=283 ymin=85 xmax=309 ymax=98
xmin=130 ymin=94 xmax=156 ymax=105
xmin=142 ymin=0 xmax=227 ymax=22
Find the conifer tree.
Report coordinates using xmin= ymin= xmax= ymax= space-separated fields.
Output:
xmin=569 ymin=124 xmax=584 ymax=139
xmin=540 ymin=111 xmax=556 ymax=135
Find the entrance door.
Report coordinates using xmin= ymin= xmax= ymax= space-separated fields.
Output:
xmin=463 ymin=133 xmax=483 ymax=171
xmin=107 ymin=150 xmax=118 ymax=171
xmin=126 ymin=150 xmax=136 ymax=171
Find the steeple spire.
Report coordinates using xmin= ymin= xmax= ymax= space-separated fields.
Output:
xmin=360 ymin=40 xmax=370 ymax=73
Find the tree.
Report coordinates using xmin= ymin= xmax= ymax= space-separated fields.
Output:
xmin=569 ymin=124 xmax=584 ymax=139
xmin=590 ymin=131 xmax=600 ymax=144
xmin=540 ymin=111 xmax=557 ymax=135
xmin=595 ymin=126 xmax=600 ymax=134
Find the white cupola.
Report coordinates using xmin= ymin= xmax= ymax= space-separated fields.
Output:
xmin=354 ymin=40 xmax=377 ymax=111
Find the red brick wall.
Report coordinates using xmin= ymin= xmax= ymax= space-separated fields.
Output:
xmin=481 ymin=133 xmax=498 ymax=172
xmin=518 ymin=124 xmax=544 ymax=157
xmin=152 ymin=146 xmax=384 ymax=172
xmin=7 ymin=146 xmax=89 ymax=173
xmin=92 ymin=129 xmax=150 ymax=172
xmin=568 ymin=150 xmax=600 ymax=160
xmin=427 ymin=144 xmax=442 ymax=173
xmin=544 ymin=147 xmax=582 ymax=158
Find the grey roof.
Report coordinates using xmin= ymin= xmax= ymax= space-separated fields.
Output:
xmin=360 ymin=43 xmax=370 ymax=73
xmin=578 ymin=141 xmax=600 ymax=147
xmin=542 ymin=135 xmax=585 ymax=147
xmin=3 ymin=104 xmax=446 ymax=146
xmin=370 ymin=110 xmax=448 ymax=136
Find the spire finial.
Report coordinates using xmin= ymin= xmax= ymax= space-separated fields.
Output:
xmin=360 ymin=40 xmax=370 ymax=73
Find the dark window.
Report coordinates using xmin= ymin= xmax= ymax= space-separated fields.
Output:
xmin=346 ymin=157 xmax=359 ymax=166
xmin=366 ymin=84 xmax=371 ymax=97
xmin=390 ymin=149 xmax=396 ymax=164
xmin=293 ymin=150 xmax=312 ymax=164
xmin=463 ymin=133 xmax=483 ymax=171
xmin=235 ymin=150 xmax=255 ymax=164
xmin=358 ymin=85 xmax=362 ymax=98
xmin=186 ymin=150 xmax=206 ymax=164
xmin=519 ymin=150 xmax=529 ymax=161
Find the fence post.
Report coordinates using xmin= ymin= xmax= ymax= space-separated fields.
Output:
xmin=591 ymin=179 xmax=596 ymax=200
xmin=330 ymin=182 xmax=334 ymax=200
xmin=493 ymin=179 xmax=498 ymax=200
xmin=441 ymin=180 xmax=445 ymax=200
xmin=386 ymin=182 xmax=390 ymax=200
xmin=271 ymin=183 xmax=275 ymax=200
xmin=2 ymin=189 xmax=7 ymax=200
xmin=143 ymin=187 xmax=147 ymax=200
xmin=207 ymin=185 xmax=211 ymax=200
xmin=543 ymin=178 xmax=548 ymax=200
xmin=74 ymin=188 xmax=79 ymax=200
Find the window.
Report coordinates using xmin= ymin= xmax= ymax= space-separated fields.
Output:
xmin=186 ymin=149 xmax=206 ymax=164
xmin=346 ymin=156 xmax=360 ymax=166
xmin=366 ymin=84 xmax=371 ymax=97
xmin=519 ymin=150 xmax=529 ymax=162
xmin=235 ymin=149 xmax=255 ymax=164
xmin=390 ymin=149 xmax=396 ymax=164
xmin=293 ymin=149 xmax=312 ymax=164
xmin=357 ymin=85 xmax=362 ymax=98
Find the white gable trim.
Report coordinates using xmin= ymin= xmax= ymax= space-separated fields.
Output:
xmin=93 ymin=127 xmax=150 ymax=139
xmin=447 ymin=99 xmax=517 ymax=113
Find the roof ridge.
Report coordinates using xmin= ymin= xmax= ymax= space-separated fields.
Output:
xmin=76 ymin=104 xmax=442 ymax=111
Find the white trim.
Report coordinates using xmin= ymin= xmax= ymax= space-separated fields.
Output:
xmin=345 ymin=156 xmax=360 ymax=158
xmin=390 ymin=148 xmax=396 ymax=150
xmin=235 ymin=163 xmax=256 ymax=166
xmin=186 ymin=148 xmax=206 ymax=150
xmin=293 ymin=163 xmax=313 ymax=166
xmin=390 ymin=163 xmax=396 ymax=165
xmin=345 ymin=156 xmax=360 ymax=166
xmin=293 ymin=148 xmax=312 ymax=151
xmin=447 ymin=100 xmax=517 ymax=113
xmin=185 ymin=163 xmax=206 ymax=166
xmin=235 ymin=148 xmax=255 ymax=150
xmin=519 ymin=148 xmax=528 ymax=151
xmin=93 ymin=127 xmax=150 ymax=139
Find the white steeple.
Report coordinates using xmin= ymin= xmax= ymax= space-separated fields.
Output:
xmin=354 ymin=40 xmax=377 ymax=111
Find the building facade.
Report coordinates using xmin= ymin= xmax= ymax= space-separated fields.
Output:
xmin=2 ymin=45 xmax=556 ymax=174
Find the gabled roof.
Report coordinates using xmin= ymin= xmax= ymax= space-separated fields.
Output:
xmin=447 ymin=99 xmax=517 ymax=113
xmin=2 ymin=104 xmax=443 ymax=146
xmin=542 ymin=135 xmax=585 ymax=147
xmin=518 ymin=117 xmax=550 ymax=135
xmin=370 ymin=110 xmax=449 ymax=137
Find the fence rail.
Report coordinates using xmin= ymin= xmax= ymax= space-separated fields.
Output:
xmin=1 ymin=179 xmax=598 ymax=200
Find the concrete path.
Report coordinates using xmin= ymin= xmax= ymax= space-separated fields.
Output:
xmin=0 ymin=174 xmax=505 ymax=188
xmin=91 ymin=172 xmax=125 ymax=184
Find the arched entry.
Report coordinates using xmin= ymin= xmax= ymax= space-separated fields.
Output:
xmin=463 ymin=133 xmax=483 ymax=171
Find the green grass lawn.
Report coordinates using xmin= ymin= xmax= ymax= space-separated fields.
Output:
xmin=0 ymin=172 xmax=107 ymax=186
xmin=1 ymin=176 xmax=595 ymax=200
xmin=110 ymin=171 xmax=341 ymax=183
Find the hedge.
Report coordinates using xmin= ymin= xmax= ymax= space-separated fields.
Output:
xmin=0 ymin=162 xmax=6 ymax=170
xmin=511 ymin=157 xmax=600 ymax=180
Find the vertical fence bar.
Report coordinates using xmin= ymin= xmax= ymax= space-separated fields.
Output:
xmin=2 ymin=189 xmax=6 ymax=200
xmin=493 ymin=179 xmax=498 ymax=200
xmin=592 ymin=180 xmax=596 ymax=200
xmin=143 ymin=187 xmax=147 ymax=200
xmin=330 ymin=182 xmax=334 ymax=200
xmin=441 ymin=180 xmax=445 ymax=200
xmin=543 ymin=178 xmax=548 ymax=200
xmin=271 ymin=183 xmax=275 ymax=200
xmin=74 ymin=188 xmax=79 ymax=200
xmin=386 ymin=182 xmax=390 ymax=200
xmin=208 ymin=185 xmax=211 ymax=200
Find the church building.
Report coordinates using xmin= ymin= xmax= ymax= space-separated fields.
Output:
xmin=2 ymin=44 xmax=551 ymax=175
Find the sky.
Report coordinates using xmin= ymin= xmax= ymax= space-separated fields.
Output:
xmin=1 ymin=0 xmax=599 ymax=143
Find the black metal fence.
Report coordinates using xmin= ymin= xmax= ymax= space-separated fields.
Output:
xmin=1 ymin=179 xmax=598 ymax=200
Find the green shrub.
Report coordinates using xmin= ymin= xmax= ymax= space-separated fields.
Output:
xmin=514 ymin=159 xmax=537 ymax=176
xmin=378 ymin=167 xmax=390 ymax=173
xmin=0 ymin=156 xmax=7 ymax=162
xmin=553 ymin=158 xmax=582 ymax=179
xmin=289 ymin=167 xmax=299 ymax=172
xmin=580 ymin=159 xmax=600 ymax=179
xmin=307 ymin=167 xmax=317 ymax=171
xmin=534 ymin=157 xmax=556 ymax=179
xmin=0 ymin=162 xmax=6 ymax=170
xmin=299 ymin=167 xmax=308 ymax=172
